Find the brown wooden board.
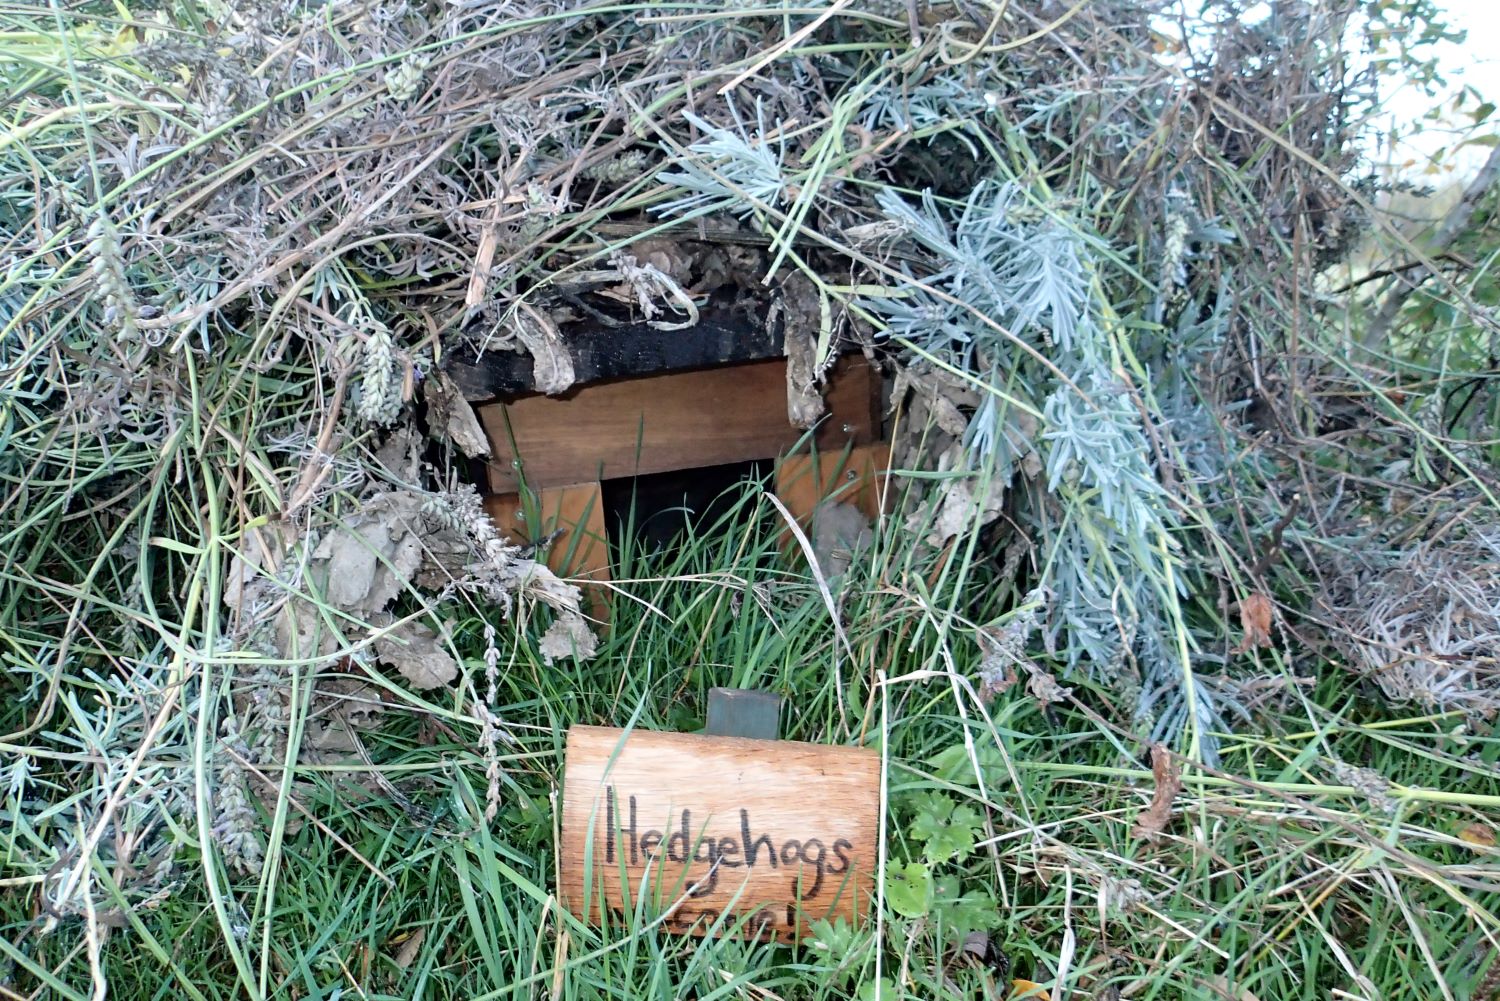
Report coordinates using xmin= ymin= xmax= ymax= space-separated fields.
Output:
xmin=483 ymin=483 xmax=611 ymax=624
xmin=559 ymin=725 xmax=878 ymax=943
xmin=480 ymin=357 xmax=878 ymax=494
xmin=775 ymin=442 xmax=892 ymax=526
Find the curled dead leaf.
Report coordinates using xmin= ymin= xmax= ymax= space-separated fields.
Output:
xmin=1458 ymin=823 xmax=1497 ymax=849
xmin=538 ymin=611 xmax=598 ymax=665
xmin=1233 ymin=592 xmax=1275 ymax=654
xmin=513 ymin=302 xmax=574 ymax=395
xmin=810 ymin=500 xmax=873 ymax=580
xmin=1130 ymin=744 xmax=1182 ymax=841
xmin=388 ymin=927 xmax=426 ymax=970
xmin=785 ymin=323 xmax=825 ymax=429
xmin=922 ymin=476 xmax=1005 ymax=547
xmin=780 ymin=274 xmax=828 ymax=429
xmin=928 ymin=393 xmax=970 ymax=437
xmin=374 ymin=620 xmax=460 ymax=691
xmin=423 ymin=369 xmax=491 ymax=459
xmin=627 ymin=238 xmax=695 ymax=280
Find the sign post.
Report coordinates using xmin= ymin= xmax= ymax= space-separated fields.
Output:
xmin=559 ymin=722 xmax=879 ymax=942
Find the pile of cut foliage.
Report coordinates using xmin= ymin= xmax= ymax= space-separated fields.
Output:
xmin=3 ymin=1 xmax=1499 ymax=998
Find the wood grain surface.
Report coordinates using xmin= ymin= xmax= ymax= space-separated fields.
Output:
xmin=559 ymin=725 xmax=879 ymax=942
xmin=482 ymin=483 xmax=611 ymax=623
xmin=480 ymin=356 xmax=879 ymax=493
xmin=775 ymin=442 xmax=892 ymax=525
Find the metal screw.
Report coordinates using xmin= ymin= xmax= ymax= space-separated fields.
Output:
xmin=846 ymin=469 xmax=858 ymax=481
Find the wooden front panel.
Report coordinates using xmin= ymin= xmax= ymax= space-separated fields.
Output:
xmin=483 ymin=483 xmax=611 ymax=624
xmin=480 ymin=357 xmax=878 ymax=493
xmin=775 ymin=442 xmax=892 ymax=526
xmin=559 ymin=725 xmax=878 ymax=942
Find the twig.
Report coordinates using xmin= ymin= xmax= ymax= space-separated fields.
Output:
xmin=1326 ymin=253 xmax=1469 ymax=296
xmin=717 ymin=0 xmax=857 ymax=96
xmin=1363 ymin=143 xmax=1500 ymax=347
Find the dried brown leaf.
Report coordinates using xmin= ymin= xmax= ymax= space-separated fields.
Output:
xmin=424 ymin=369 xmax=491 ymax=459
xmin=389 ymin=927 xmax=426 ymax=970
xmin=375 ymin=620 xmax=459 ymax=691
xmin=781 ymin=274 xmax=827 ymax=429
xmin=514 ymin=302 xmax=574 ymax=395
xmin=959 ymin=930 xmax=992 ymax=961
xmin=303 ymin=678 xmax=386 ymax=756
xmin=1233 ymin=592 xmax=1275 ymax=654
xmin=538 ymin=611 xmax=598 ymax=666
xmin=223 ymin=521 xmax=297 ymax=615
xmin=928 ymin=393 xmax=970 ymax=437
xmin=1130 ymin=744 xmax=1181 ymax=841
xmin=923 ymin=476 xmax=1005 ymax=547
xmin=310 ymin=491 xmax=444 ymax=615
xmin=785 ymin=324 xmax=825 ymax=429
xmin=810 ymin=500 xmax=872 ymax=579
xmin=1458 ymin=822 xmax=1497 ymax=849
xmin=628 ymin=238 xmax=695 ymax=280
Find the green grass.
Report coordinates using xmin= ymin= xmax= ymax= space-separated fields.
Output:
xmin=3 ymin=2 xmax=1499 ymax=998
xmin=4 ymin=467 xmax=1496 ymax=1000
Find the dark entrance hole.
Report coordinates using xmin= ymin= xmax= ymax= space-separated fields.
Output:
xmin=602 ymin=458 xmax=774 ymax=559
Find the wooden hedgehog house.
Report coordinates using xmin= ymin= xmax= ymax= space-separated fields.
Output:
xmin=442 ymin=241 xmax=891 ymax=615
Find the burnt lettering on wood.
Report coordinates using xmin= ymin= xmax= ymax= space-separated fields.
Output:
xmin=561 ymin=725 xmax=878 ymax=942
xmin=601 ymin=790 xmax=858 ymax=900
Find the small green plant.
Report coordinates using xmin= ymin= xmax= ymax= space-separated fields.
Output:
xmin=807 ymin=916 xmax=868 ymax=990
xmin=882 ymin=861 xmax=933 ymax=919
xmin=885 ymin=785 xmax=1001 ymax=944
xmin=908 ymin=789 xmax=984 ymax=863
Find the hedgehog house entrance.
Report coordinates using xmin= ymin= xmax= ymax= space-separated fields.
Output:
xmin=468 ymin=354 xmax=889 ymax=612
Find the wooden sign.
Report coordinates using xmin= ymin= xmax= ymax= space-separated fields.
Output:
xmin=560 ymin=725 xmax=879 ymax=942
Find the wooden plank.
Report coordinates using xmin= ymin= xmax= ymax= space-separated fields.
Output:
xmin=480 ymin=357 xmax=878 ymax=494
xmin=483 ymin=483 xmax=611 ymax=623
xmin=446 ymin=305 xmax=782 ymax=401
xmin=559 ymin=725 xmax=878 ymax=942
xmin=775 ymin=442 xmax=892 ymax=527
